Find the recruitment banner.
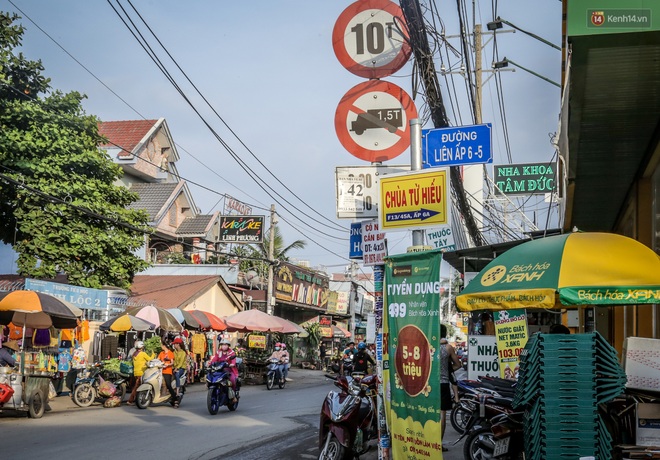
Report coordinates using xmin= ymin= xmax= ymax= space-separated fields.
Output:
xmin=384 ymin=250 xmax=445 ymax=459
xmin=493 ymin=309 xmax=529 ymax=379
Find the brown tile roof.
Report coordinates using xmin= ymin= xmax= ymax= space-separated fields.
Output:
xmin=98 ymin=120 xmax=160 ymax=158
xmin=128 ymin=275 xmax=223 ymax=310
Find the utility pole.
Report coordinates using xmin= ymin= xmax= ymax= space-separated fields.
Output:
xmin=400 ymin=0 xmax=486 ymax=247
xmin=463 ymin=24 xmax=484 ymax=231
xmin=266 ymin=204 xmax=276 ymax=316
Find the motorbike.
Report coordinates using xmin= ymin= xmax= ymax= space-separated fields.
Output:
xmin=205 ymin=360 xmax=240 ymax=415
xmin=453 ymin=392 xmax=516 ymax=453
xmin=451 ymin=377 xmax=517 ymax=434
xmin=266 ymin=357 xmax=286 ymax=390
xmin=72 ymin=362 xmax=130 ymax=408
xmin=135 ymin=359 xmax=186 ymax=409
xmin=462 ymin=411 xmax=525 ymax=460
xmin=319 ymin=373 xmax=379 ymax=460
xmin=340 ymin=356 xmax=354 ymax=377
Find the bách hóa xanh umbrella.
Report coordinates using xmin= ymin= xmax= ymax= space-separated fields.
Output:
xmin=456 ymin=232 xmax=660 ymax=311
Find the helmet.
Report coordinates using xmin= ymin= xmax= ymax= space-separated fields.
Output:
xmin=172 ymin=338 xmax=183 ymax=345
xmin=135 ymin=341 xmax=144 ymax=349
xmin=357 ymin=342 xmax=367 ymax=350
xmin=281 ymin=344 xmax=286 ymax=350
xmin=219 ymin=338 xmax=231 ymax=346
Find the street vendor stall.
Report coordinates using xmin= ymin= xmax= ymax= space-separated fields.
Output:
xmin=0 ymin=290 xmax=81 ymax=418
xmin=455 ymin=232 xmax=660 ymax=458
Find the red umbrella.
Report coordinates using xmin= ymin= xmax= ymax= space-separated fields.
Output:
xmin=186 ymin=310 xmax=227 ymax=331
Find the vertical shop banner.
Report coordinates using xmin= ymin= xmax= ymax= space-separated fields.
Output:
xmin=493 ymin=309 xmax=529 ymax=379
xmin=384 ymin=250 xmax=445 ymax=459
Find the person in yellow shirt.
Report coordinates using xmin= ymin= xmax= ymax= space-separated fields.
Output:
xmin=127 ymin=341 xmax=154 ymax=405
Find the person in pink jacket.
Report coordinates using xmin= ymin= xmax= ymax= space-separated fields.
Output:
xmin=209 ymin=338 xmax=238 ymax=390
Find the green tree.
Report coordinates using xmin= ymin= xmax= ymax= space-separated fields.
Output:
xmin=0 ymin=12 xmax=150 ymax=289
xmin=250 ymin=225 xmax=306 ymax=278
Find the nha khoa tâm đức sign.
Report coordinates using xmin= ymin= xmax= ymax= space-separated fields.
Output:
xmin=219 ymin=215 xmax=264 ymax=243
xmin=493 ymin=162 xmax=556 ymax=195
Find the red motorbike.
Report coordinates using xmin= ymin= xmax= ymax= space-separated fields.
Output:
xmin=318 ymin=374 xmax=379 ymax=460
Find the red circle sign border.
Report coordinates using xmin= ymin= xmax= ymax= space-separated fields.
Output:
xmin=335 ymin=80 xmax=418 ymax=163
xmin=332 ymin=0 xmax=412 ymax=79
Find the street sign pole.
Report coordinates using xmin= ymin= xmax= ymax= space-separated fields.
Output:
xmin=410 ymin=119 xmax=424 ymax=247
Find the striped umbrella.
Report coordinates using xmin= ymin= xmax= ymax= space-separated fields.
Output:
xmin=99 ymin=314 xmax=155 ymax=332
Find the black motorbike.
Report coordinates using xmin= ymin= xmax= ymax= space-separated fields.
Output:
xmin=319 ymin=374 xmax=378 ymax=460
xmin=451 ymin=377 xmax=517 ymax=434
xmin=205 ymin=361 xmax=240 ymax=415
xmin=463 ymin=411 xmax=525 ymax=459
xmin=72 ymin=362 xmax=129 ymax=407
xmin=265 ymin=357 xmax=286 ymax=390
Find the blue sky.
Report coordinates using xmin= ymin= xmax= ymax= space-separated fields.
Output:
xmin=1 ymin=0 xmax=563 ymax=273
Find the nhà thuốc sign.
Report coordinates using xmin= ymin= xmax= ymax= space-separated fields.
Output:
xmin=493 ymin=162 xmax=556 ymax=195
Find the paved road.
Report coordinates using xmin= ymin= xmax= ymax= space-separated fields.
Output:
xmin=0 ymin=368 xmax=464 ymax=459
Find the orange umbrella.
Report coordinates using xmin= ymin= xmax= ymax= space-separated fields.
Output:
xmin=187 ymin=310 xmax=227 ymax=331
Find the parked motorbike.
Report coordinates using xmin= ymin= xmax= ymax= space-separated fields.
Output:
xmin=453 ymin=392 xmax=516 ymax=453
xmin=135 ymin=359 xmax=186 ymax=409
xmin=463 ymin=411 xmax=525 ymax=460
xmin=319 ymin=374 xmax=378 ymax=460
xmin=451 ymin=377 xmax=517 ymax=434
xmin=72 ymin=362 xmax=129 ymax=407
xmin=206 ymin=360 xmax=240 ymax=415
xmin=266 ymin=357 xmax=286 ymax=390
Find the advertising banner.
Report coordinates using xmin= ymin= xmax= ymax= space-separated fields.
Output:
xmin=219 ymin=215 xmax=264 ymax=243
xmin=466 ymin=335 xmax=499 ymax=381
xmin=493 ymin=310 xmax=529 ymax=379
xmin=248 ymin=335 xmax=266 ymax=349
xmin=274 ymin=261 xmax=329 ymax=309
xmin=384 ymin=250 xmax=445 ymax=458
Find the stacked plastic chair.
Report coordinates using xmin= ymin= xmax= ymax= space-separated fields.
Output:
xmin=514 ymin=332 xmax=627 ymax=460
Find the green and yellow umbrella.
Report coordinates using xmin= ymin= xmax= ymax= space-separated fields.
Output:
xmin=456 ymin=232 xmax=660 ymax=311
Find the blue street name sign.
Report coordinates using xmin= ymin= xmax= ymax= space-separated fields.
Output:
xmin=349 ymin=222 xmax=363 ymax=259
xmin=422 ymin=123 xmax=493 ymax=168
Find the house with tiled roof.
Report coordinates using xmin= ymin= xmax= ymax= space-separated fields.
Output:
xmin=98 ymin=118 xmax=221 ymax=264
xmin=128 ymin=274 xmax=242 ymax=318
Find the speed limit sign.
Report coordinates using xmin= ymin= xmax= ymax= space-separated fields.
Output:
xmin=332 ymin=0 xmax=411 ymax=79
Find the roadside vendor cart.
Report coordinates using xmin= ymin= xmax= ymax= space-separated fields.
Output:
xmin=0 ymin=366 xmax=52 ymax=418
xmin=0 ymin=290 xmax=83 ymax=418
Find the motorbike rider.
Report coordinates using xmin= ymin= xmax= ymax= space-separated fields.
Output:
xmin=340 ymin=341 xmax=356 ymax=376
xmin=352 ymin=342 xmax=375 ymax=375
xmin=158 ymin=341 xmax=177 ymax=405
xmin=268 ymin=342 xmax=289 ymax=382
xmin=209 ymin=338 xmax=238 ymax=401
xmin=127 ymin=341 xmax=154 ymax=405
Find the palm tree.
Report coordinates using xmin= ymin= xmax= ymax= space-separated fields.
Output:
xmin=250 ymin=226 xmax=306 ymax=278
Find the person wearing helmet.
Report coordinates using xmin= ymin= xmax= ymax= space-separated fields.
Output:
xmin=280 ymin=343 xmax=290 ymax=381
xmin=352 ymin=342 xmax=375 ymax=375
xmin=268 ymin=342 xmax=289 ymax=382
xmin=127 ymin=340 xmax=154 ymax=405
xmin=171 ymin=337 xmax=187 ymax=405
xmin=209 ymin=338 xmax=238 ymax=400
